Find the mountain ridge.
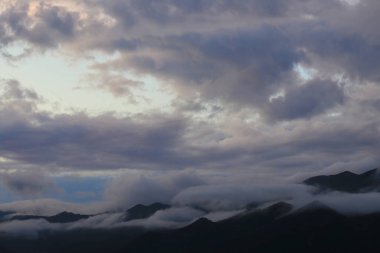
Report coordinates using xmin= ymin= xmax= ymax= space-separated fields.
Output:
xmin=303 ymin=168 xmax=379 ymax=193
xmin=123 ymin=202 xmax=171 ymax=222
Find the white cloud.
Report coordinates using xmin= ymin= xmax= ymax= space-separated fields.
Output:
xmin=172 ymin=183 xmax=312 ymax=211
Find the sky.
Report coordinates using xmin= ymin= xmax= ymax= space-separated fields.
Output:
xmin=0 ymin=0 xmax=380 ymax=213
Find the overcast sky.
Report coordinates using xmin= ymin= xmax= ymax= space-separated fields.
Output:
xmin=0 ymin=0 xmax=379 ymax=211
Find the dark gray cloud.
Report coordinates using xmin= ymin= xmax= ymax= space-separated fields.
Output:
xmin=1 ymin=0 xmax=377 ymax=115
xmin=0 ymin=79 xmax=378 ymax=176
xmin=72 ymin=0 xmax=364 ymax=120
xmin=1 ymin=171 xmax=55 ymax=196
xmin=0 ymin=79 xmax=41 ymax=114
xmin=0 ymin=110 xmax=187 ymax=170
xmin=300 ymin=25 xmax=380 ymax=82
xmin=95 ymin=0 xmax=286 ymax=28
xmin=263 ymin=79 xmax=345 ymax=120
xmin=90 ymin=25 xmax=305 ymax=110
xmin=1 ymin=79 xmax=40 ymax=101
xmin=94 ymin=0 xmax=343 ymax=27
xmin=0 ymin=77 xmax=380 ymax=180
xmin=0 ymin=2 xmax=79 ymax=49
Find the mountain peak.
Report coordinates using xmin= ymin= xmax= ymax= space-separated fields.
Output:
xmin=303 ymin=168 xmax=380 ymax=193
xmin=54 ymin=211 xmax=75 ymax=216
xmin=124 ymin=202 xmax=170 ymax=222
xmin=182 ymin=217 xmax=213 ymax=231
xmin=336 ymin=171 xmax=356 ymax=176
xmin=47 ymin=211 xmax=91 ymax=223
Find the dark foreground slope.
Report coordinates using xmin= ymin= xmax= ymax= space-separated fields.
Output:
xmin=119 ymin=202 xmax=380 ymax=253
xmin=0 ymin=227 xmax=146 ymax=253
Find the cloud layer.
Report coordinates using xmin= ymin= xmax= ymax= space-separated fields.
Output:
xmin=0 ymin=0 xmax=379 ymax=222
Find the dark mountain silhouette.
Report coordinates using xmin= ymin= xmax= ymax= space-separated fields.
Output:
xmin=120 ymin=201 xmax=294 ymax=253
xmin=9 ymin=211 xmax=91 ymax=223
xmin=303 ymin=168 xmax=380 ymax=193
xmin=3 ymin=202 xmax=170 ymax=224
xmin=179 ymin=217 xmax=214 ymax=232
xmin=10 ymin=214 xmax=45 ymax=222
xmin=291 ymin=200 xmax=337 ymax=215
xmin=0 ymin=211 xmax=14 ymax=221
xmin=123 ymin=203 xmax=170 ymax=222
xmin=119 ymin=201 xmax=380 ymax=253
xmin=46 ymin=211 xmax=92 ymax=223
xmin=1 ymin=200 xmax=380 ymax=253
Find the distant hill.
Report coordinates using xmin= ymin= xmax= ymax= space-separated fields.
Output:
xmin=46 ymin=211 xmax=92 ymax=223
xmin=123 ymin=203 xmax=170 ymax=222
xmin=2 ymin=202 xmax=170 ymax=224
xmin=0 ymin=211 xmax=14 ymax=221
xmin=303 ymin=168 xmax=380 ymax=193
xmin=9 ymin=211 xmax=91 ymax=223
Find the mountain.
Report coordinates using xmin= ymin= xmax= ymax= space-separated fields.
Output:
xmin=46 ymin=211 xmax=92 ymax=223
xmin=291 ymin=200 xmax=337 ymax=215
xmin=3 ymin=168 xmax=380 ymax=253
xmin=123 ymin=203 xmax=170 ymax=222
xmin=2 ymin=200 xmax=380 ymax=253
xmin=119 ymin=201 xmax=380 ymax=253
xmin=9 ymin=211 xmax=91 ymax=223
xmin=303 ymin=168 xmax=380 ymax=193
xmin=120 ymin=202 xmax=294 ymax=253
xmin=2 ymin=202 xmax=170 ymax=224
xmin=9 ymin=214 xmax=45 ymax=222
xmin=0 ymin=211 xmax=14 ymax=221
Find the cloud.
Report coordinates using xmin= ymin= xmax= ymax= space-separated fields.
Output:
xmin=68 ymin=212 xmax=125 ymax=229
xmin=1 ymin=79 xmax=39 ymax=101
xmin=1 ymin=171 xmax=55 ymax=196
xmin=103 ymin=171 xmax=205 ymax=210
xmin=122 ymin=207 xmax=205 ymax=229
xmin=0 ymin=2 xmax=78 ymax=49
xmin=0 ymin=1 xmax=379 ymax=218
xmin=0 ymin=82 xmax=188 ymax=170
xmin=204 ymin=210 xmax=244 ymax=222
xmin=172 ymin=183 xmax=312 ymax=211
xmin=0 ymin=79 xmax=41 ymax=113
xmin=1 ymin=0 xmax=378 ymax=109
xmin=0 ymin=212 xmax=126 ymax=236
xmin=263 ymin=79 xmax=345 ymax=121
xmin=315 ymin=192 xmax=380 ymax=215
xmin=0 ymin=198 xmax=103 ymax=216
xmin=3 ymin=178 xmax=380 ymax=235
xmin=0 ymin=206 xmax=204 ymax=235
xmin=0 ymin=79 xmax=378 ymax=178
xmin=0 ymin=219 xmax=58 ymax=237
